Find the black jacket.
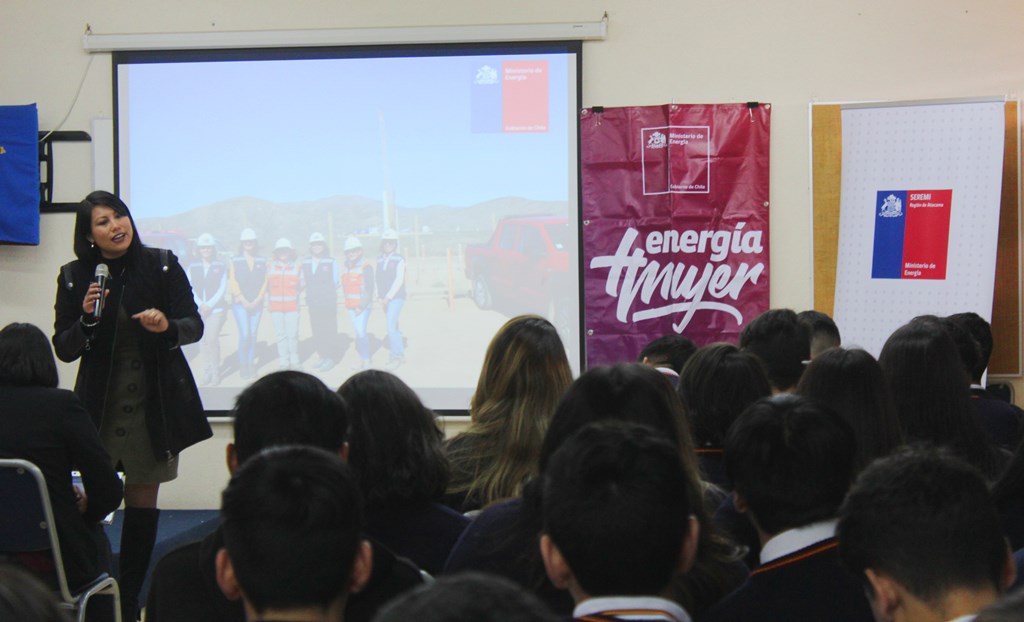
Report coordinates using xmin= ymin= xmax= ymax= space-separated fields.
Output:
xmin=145 ymin=525 xmax=424 ymax=622
xmin=53 ymin=247 xmax=212 ymax=458
xmin=0 ymin=386 xmax=123 ymax=589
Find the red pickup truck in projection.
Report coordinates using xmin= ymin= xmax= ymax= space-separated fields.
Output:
xmin=465 ymin=215 xmax=571 ymax=320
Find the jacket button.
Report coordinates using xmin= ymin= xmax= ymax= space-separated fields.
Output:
xmin=123 ymin=405 xmax=133 ymax=414
xmin=127 ymin=383 xmax=138 ymax=392
xmin=131 ymin=360 xmax=142 ymax=370
xmin=116 ymin=428 xmax=126 ymax=437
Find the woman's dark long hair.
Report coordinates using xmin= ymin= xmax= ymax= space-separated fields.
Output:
xmin=0 ymin=323 xmax=59 ymax=388
xmin=879 ymin=317 xmax=1003 ymax=478
xmin=797 ymin=347 xmax=904 ymax=473
xmin=73 ymin=190 xmax=144 ymax=263
xmin=338 ymin=370 xmax=449 ymax=509
xmin=677 ymin=343 xmax=772 ymax=448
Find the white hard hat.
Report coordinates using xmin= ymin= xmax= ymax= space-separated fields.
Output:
xmin=381 ymin=228 xmax=399 ymax=241
xmin=343 ymin=236 xmax=362 ymax=251
xmin=274 ymin=238 xmax=293 ymax=251
xmin=196 ymin=233 xmax=216 ymax=247
xmin=309 ymin=232 xmax=326 ymax=244
xmin=239 ymin=228 xmax=257 ymax=242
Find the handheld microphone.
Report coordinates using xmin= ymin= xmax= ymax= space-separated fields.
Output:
xmin=94 ymin=264 xmax=110 ymax=320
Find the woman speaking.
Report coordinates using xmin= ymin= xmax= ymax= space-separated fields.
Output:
xmin=52 ymin=190 xmax=212 ymax=620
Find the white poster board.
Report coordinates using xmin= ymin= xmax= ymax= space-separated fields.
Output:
xmin=833 ymin=99 xmax=1006 ymax=355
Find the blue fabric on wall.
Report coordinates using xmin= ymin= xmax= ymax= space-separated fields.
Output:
xmin=0 ymin=104 xmax=40 ymax=245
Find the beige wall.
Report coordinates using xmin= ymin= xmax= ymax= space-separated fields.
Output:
xmin=3 ymin=0 xmax=1023 ymax=507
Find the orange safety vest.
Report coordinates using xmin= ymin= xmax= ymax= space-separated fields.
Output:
xmin=341 ymin=262 xmax=369 ymax=310
xmin=267 ymin=260 xmax=301 ymax=313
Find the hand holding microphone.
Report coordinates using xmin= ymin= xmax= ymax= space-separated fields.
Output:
xmin=82 ymin=264 xmax=110 ymax=318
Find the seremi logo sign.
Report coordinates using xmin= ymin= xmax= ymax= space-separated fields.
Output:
xmin=871 ymin=189 xmax=952 ymax=280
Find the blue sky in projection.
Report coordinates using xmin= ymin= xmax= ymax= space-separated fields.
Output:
xmin=121 ymin=53 xmax=572 ymax=218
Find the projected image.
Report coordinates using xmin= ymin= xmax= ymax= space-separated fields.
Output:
xmin=116 ymin=45 xmax=581 ymax=410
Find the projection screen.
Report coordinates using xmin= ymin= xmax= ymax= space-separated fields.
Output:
xmin=114 ymin=42 xmax=582 ymax=412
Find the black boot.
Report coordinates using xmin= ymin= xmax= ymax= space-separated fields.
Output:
xmin=118 ymin=507 xmax=159 ymax=622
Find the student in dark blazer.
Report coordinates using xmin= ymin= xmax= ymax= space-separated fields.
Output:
xmin=145 ymin=371 xmax=423 ymax=622
xmin=540 ymin=421 xmax=699 ymax=622
xmin=0 ymin=323 xmax=123 ymax=591
xmin=838 ymin=447 xmax=1016 ymax=622
xmin=702 ymin=395 xmax=873 ymax=622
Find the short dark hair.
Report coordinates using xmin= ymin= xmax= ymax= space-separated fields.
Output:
xmin=0 ymin=323 xmax=59 ymax=388
xmin=525 ymin=364 xmax=738 ymax=615
xmin=724 ymin=394 xmax=856 ymax=535
xmin=947 ymin=312 xmax=993 ymax=382
xmin=542 ymin=421 xmax=693 ymax=596
xmin=638 ymin=335 xmax=698 ymax=374
xmin=837 ymin=447 xmax=1007 ymax=604
xmin=540 ymin=364 xmax=688 ymax=473
xmin=232 ymin=371 xmax=350 ymax=463
xmin=74 ymin=191 xmax=144 ymax=263
xmin=373 ymin=572 xmax=558 ymax=622
xmin=797 ymin=310 xmax=841 ymax=358
xmin=221 ymin=445 xmax=363 ymax=613
xmin=739 ymin=309 xmax=810 ymax=391
xmin=337 ymin=370 xmax=448 ymax=508
xmin=796 ymin=348 xmax=903 ymax=473
xmin=678 ymin=343 xmax=772 ymax=447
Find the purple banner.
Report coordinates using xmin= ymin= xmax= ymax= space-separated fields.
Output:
xmin=581 ymin=103 xmax=771 ymax=367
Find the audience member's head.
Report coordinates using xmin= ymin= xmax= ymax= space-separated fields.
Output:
xmin=371 ymin=572 xmax=559 ymax=622
xmin=540 ymin=364 xmax=691 ymax=474
xmin=448 ymin=315 xmax=573 ymax=508
xmin=796 ymin=347 xmax=904 ymax=473
xmin=230 ymin=371 xmax=350 ymax=469
xmin=535 ymin=364 xmax=740 ymax=615
xmin=637 ymin=334 xmax=698 ymax=375
xmin=837 ymin=447 xmax=1013 ymax=621
xmin=540 ymin=421 xmax=697 ymax=602
xmin=739 ymin=308 xmax=810 ymax=392
xmin=797 ymin=310 xmax=842 ymax=358
xmin=470 ymin=315 xmax=573 ymax=427
xmin=879 ymin=317 xmax=1001 ymax=478
xmin=724 ymin=394 xmax=855 ymax=537
xmin=947 ymin=312 xmax=992 ymax=384
xmin=216 ymin=446 xmax=371 ymax=622
xmin=337 ymin=370 xmax=448 ymax=509
xmin=677 ymin=343 xmax=772 ymax=448
xmin=0 ymin=565 xmax=70 ymax=622
xmin=0 ymin=323 xmax=59 ymax=389
xmin=936 ymin=314 xmax=981 ymax=386
xmin=528 ymin=364 xmax=745 ymax=614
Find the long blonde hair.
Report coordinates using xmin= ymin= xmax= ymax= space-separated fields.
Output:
xmin=447 ymin=315 xmax=573 ymax=509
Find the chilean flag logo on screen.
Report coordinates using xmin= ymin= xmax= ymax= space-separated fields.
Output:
xmin=471 ymin=60 xmax=549 ymax=133
xmin=871 ymin=189 xmax=952 ymax=280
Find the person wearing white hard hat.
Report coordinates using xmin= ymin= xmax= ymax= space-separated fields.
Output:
xmin=187 ymin=233 xmax=228 ymax=386
xmin=341 ymin=236 xmax=375 ymax=370
xmin=229 ymin=228 xmax=267 ymax=380
xmin=377 ymin=229 xmax=406 ymax=369
xmin=302 ymin=232 xmax=341 ymax=372
xmin=268 ymin=238 xmax=303 ymax=370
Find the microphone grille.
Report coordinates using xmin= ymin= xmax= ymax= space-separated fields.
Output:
xmin=95 ymin=263 xmax=110 ymax=278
